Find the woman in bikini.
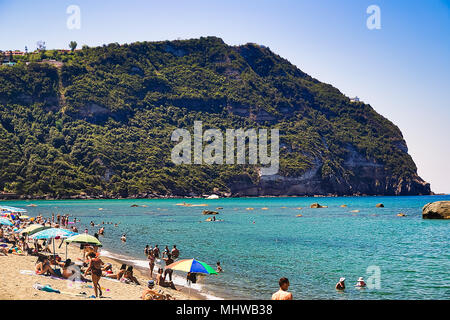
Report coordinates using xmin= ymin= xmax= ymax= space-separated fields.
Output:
xmin=84 ymin=252 xmax=104 ymax=297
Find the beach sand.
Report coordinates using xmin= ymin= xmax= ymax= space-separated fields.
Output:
xmin=0 ymin=244 xmax=200 ymax=300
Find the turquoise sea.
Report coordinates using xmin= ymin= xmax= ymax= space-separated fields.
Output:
xmin=3 ymin=195 xmax=449 ymax=300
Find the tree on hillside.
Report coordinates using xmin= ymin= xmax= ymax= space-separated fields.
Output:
xmin=69 ymin=41 xmax=77 ymax=52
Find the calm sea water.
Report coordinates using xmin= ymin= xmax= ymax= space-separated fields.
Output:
xmin=3 ymin=195 xmax=449 ymax=300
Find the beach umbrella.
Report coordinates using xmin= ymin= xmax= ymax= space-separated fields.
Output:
xmin=0 ymin=206 xmax=27 ymax=213
xmin=167 ymin=258 xmax=218 ymax=275
xmin=64 ymin=234 xmax=102 ymax=260
xmin=64 ymin=233 xmax=102 ymax=247
xmin=0 ymin=217 xmax=13 ymax=226
xmin=30 ymin=228 xmax=78 ymax=260
xmin=30 ymin=228 xmax=77 ymax=240
xmin=20 ymin=224 xmax=49 ymax=236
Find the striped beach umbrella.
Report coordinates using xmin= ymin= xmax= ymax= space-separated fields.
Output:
xmin=167 ymin=258 xmax=218 ymax=275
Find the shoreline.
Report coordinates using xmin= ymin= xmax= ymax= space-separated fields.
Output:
xmin=0 ymin=194 xmax=443 ymax=201
xmin=98 ymin=248 xmax=225 ymax=300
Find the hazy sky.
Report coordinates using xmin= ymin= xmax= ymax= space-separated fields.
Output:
xmin=1 ymin=0 xmax=449 ymax=192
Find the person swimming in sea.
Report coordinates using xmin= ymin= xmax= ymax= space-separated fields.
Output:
xmin=121 ymin=234 xmax=126 ymax=242
xmin=355 ymin=277 xmax=366 ymax=288
xmin=335 ymin=277 xmax=346 ymax=290
xmin=216 ymin=261 xmax=223 ymax=273
xmin=271 ymin=277 xmax=293 ymax=300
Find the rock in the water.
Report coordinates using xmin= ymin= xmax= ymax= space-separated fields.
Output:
xmin=375 ymin=203 xmax=384 ymax=208
xmin=422 ymin=201 xmax=450 ymax=219
xmin=310 ymin=203 xmax=327 ymax=208
xmin=202 ymin=210 xmax=219 ymax=215
xmin=130 ymin=204 xmax=139 ymax=207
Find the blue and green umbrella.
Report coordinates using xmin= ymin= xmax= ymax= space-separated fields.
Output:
xmin=0 ymin=217 xmax=13 ymax=226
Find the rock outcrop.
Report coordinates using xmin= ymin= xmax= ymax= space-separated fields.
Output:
xmin=422 ymin=201 xmax=450 ymax=219
xmin=202 ymin=210 xmax=219 ymax=215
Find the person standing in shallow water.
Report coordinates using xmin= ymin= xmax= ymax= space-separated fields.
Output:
xmin=272 ymin=277 xmax=293 ymax=300
xmin=148 ymin=250 xmax=155 ymax=279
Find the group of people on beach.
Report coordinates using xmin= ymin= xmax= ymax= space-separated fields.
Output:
xmin=0 ymin=212 xmax=182 ymax=299
xmin=144 ymin=244 xmax=180 ymax=289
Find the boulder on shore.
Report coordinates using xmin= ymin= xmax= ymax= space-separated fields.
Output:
xmin=375 ymin=203 xmax=384 ymax=208
xmin=202 ymin=210 xmax=219 ymax=215
xmin=422 ymin=201 xmax=450 ymax=219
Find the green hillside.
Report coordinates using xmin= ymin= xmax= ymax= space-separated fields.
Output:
xmin=0 ymin=37 xmax=430 ymax=198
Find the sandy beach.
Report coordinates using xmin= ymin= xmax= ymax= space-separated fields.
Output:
xmin=0 ymin=243 xmax=200 ymax=300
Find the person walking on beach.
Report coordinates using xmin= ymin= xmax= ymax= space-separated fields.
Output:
xmin=272 ymin=277 xmax=293 ymax=300
xmin=84 ymin=252 xmax=104 ymax=298
xmin=144 ymin=245 xmax=150 ymax=255
xmin=336 ymin=277 xmax=346 ymax=290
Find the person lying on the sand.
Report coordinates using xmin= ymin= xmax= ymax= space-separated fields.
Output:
xmin=156 ymin=268 xmax=177 ymax=290
xmin=35 ymin=256 xmax=58 ymax=277
xmin=105 ymin=263 xmax=126 ymax=279
xmin=120 ymin=266 xmax=140 ymax=285
xmin=0 ymin=246 xmax=8 ymax=256
xmin=102 ymin=263 xmax=113 ymax=274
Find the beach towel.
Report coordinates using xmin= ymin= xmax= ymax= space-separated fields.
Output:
xmin=20 ymin=270 xmax=85 ymax=282
xmin=33 ymin=283 xmax=60 ymax=294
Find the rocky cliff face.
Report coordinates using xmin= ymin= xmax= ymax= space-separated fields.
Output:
xmin=229 ymin=146 xmax=430 ymax=196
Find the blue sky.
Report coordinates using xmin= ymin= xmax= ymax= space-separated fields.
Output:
xmin=1 ymin=0 xmax=449 ymax=192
